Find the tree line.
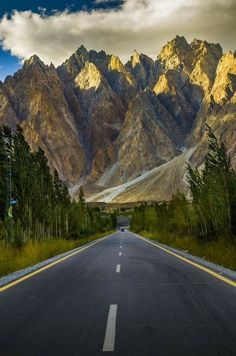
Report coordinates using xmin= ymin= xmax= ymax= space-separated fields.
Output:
xmin=131 ymin=126 xmax=236 ymax=242
xmin=0 ymin=125 xmax=115 ymax=246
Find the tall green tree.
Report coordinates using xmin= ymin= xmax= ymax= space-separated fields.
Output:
xmin=78 ymin=187 xmax=86 ymax=232
xmin=187 ymin=126 xmax=236 ymax=240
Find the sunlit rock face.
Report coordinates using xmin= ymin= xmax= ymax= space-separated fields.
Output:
xmin=158 ymin=36 xmax=195 ymax=75
xmin=75 ymin=62 xmax=102 ymax=90
xmin=211 ymin=52 xmax=236 ymax=105
xmin=190 ymin=39 xmax=223 ymax=95
xmin=2 ymin=55 xmax=86 ymax=183
xmin=189 ymin=51 xmax=236 ymax=171
xmin=74 ymin=60 xmax=125 ymax=175
xmin=0 ymin=36 xmax=235 ymax=202
xmin=157 ymin=36 xmax=222 ymax=94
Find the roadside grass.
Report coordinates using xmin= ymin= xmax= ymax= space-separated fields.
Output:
xmin=135 ymin=231 xmax=236 ymax=271
xmin=0 ymin=230 xmax=114 ymax=278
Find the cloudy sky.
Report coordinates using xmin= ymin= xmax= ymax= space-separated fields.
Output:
xmin=0 ymin=0 xmax=235 ymax=81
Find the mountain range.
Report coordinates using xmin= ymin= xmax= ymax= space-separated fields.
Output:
xmin=0 ymin=35 xmax=235 ymax=203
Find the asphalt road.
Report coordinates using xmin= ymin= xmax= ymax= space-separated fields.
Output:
xmin=0 ymin=230 xmax=236 ymax=356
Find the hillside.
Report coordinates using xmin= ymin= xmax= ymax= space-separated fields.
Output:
xmin=0 ymin=36 xmax=235 ymax=202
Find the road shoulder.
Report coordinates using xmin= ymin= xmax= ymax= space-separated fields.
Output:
xmin=0 ymin=232 xmax=115 ymax=289
xmin=133 ymin=232 xmax=236 ymax=286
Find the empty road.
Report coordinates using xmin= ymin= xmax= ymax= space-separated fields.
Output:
xmin=0 ymin=230 xmax=236 ymax=356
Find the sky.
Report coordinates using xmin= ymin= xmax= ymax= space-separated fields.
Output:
xmin=0 ymin=0 xmax=235 ymax=81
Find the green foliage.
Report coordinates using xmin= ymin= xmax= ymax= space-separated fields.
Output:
xmin=187 ymin=125 xmax=236 ymax=240
xmin=0 ymin=230 xmax=115 ymax=277
xmin=131 ymin=126 xmax=236 ymax=269
xmin=0 ymin=125 xmax=114 ymax=247
xmin=110 ymin=212 xmax=117 ymax=228
xmin=0 ymin=126 xmax=12 ymax=221
xmin=131 ymin=194 xmax=190 ymax=237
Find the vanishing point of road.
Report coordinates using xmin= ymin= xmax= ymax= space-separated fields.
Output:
xmin=0 ymin=230 xmax=236 ymax=356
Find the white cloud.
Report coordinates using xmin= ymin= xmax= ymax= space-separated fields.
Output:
xmin=0 ymin=0 xmax=235 ymax=66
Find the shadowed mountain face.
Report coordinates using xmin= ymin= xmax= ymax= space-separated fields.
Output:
xmin=0 ymin=36 xmax=235 ymax=202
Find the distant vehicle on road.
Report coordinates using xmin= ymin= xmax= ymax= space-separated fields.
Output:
xmin=120 ymin=228 xmax=125 ymax=232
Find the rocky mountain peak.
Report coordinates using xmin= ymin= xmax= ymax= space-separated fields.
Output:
xmin=57 ymin=45 xmax=90 ymax=81
xmin=158 ymin=36 xmax=223 ymax=96
xmin=24 ymin=54 xmax=45 ymax=67
xmin=4 ymin=54 xmax=60 ymax=88
xmin=76 ymin=44 xmax=88 ymax=56
xmin=129 ymin=50 xmax=154 ymax=68
xmin=189 ymin=39 xmax=223 ymax=94
xmin=0 ymin=37 xmax=235 ymax=203
xmin=130 ymin=50 xmax=141 ymax=67
xmin=74 ymin=61 xmax=102 ymax=90
xmin=23 ymin=54 xmax=47 ymax=70
xmin=126 ymin=51 xmax=155 ymax=89
xmin=211 ymin=51 xmax=236 ymax=104
xmin=158 ymin=35 xmax=194 ymax=74
xmin=191 ymin=38 xmax=222 ymax=55
xmin=87 ymin=49 xmax=110 ymax=75
xmin=169 ymin=35 xmax=189 ymax=49
xmin=108 ymin=55 xmax=124 ymax=72
xmin=108 ymin=55 xmax=135 ymax=89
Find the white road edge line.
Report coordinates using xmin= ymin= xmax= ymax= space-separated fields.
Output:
xmin=119 ymin=252 xmax=122 ymax=256
xmin=116 ymin=264 xmax=121 ymax=273
xmin=103 ymin=304 xmax=118 ymax=352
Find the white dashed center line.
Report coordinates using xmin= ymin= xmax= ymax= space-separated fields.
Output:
xmin=119 ymin=252 xmax=122 ymax=256
xmin=103 ymin=304 xmax=118 ymax=352
xmin=116 ymin=264 xmax=121 ymax=273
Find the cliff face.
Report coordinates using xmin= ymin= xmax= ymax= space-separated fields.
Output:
xmin=125 ymin=51 xmax=157 ymax=89
xmin=190 ymin=39 xmax=223 ymax=94
xmin=0 ymin=83 xmax=18 ymax=129
xmin=116 ymin=91 xmax=178 ymax=180
xmin=153 ymin=69 xmax=201 ymax=141
xmin=190 ymin=51 xmax=236 ymax=170
xmin=158 ymin=36 xmax=222 ymax=94
xmin=2 ymin=55 xmax=86 ymax=183
xmin=0 ymin=36 xmax=235 ymax=202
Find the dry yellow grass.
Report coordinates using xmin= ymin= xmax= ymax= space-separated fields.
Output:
xmin=138 ymin=231 xmax=236 ymax=271
xmin=0 ymin=231 xmax=114 ymax=277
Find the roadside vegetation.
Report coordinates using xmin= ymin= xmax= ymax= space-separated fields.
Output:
xmin=0 ymin=125 xmax=116 ymax=277
xmin=0 ymin=231 xmax=114 ymax=277
xmin=131 ymin=126 xmax=236 ymax=271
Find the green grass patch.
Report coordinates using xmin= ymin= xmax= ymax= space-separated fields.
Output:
xmin=0 ymin=230 xmax=114 ymax=278
xmin=136 ymin=230 xmax=236 ymax=271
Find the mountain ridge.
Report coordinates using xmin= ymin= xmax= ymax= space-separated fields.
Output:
xmin=0 ymin=35 xmax=235 ymax=202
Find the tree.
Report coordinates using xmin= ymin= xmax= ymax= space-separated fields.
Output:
xmin=0 ymin=125 xmax=115 ymax=244
xmin=187 ymin=125 xmax=236 ymax=240
xmin=78 ymin=187 xmax=86 ymax=233
xmin=0 ymin=126 xmax=9 ymax=220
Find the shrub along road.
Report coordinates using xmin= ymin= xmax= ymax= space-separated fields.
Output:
xmin=0 ymin=230 xmax=236 ymax=355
